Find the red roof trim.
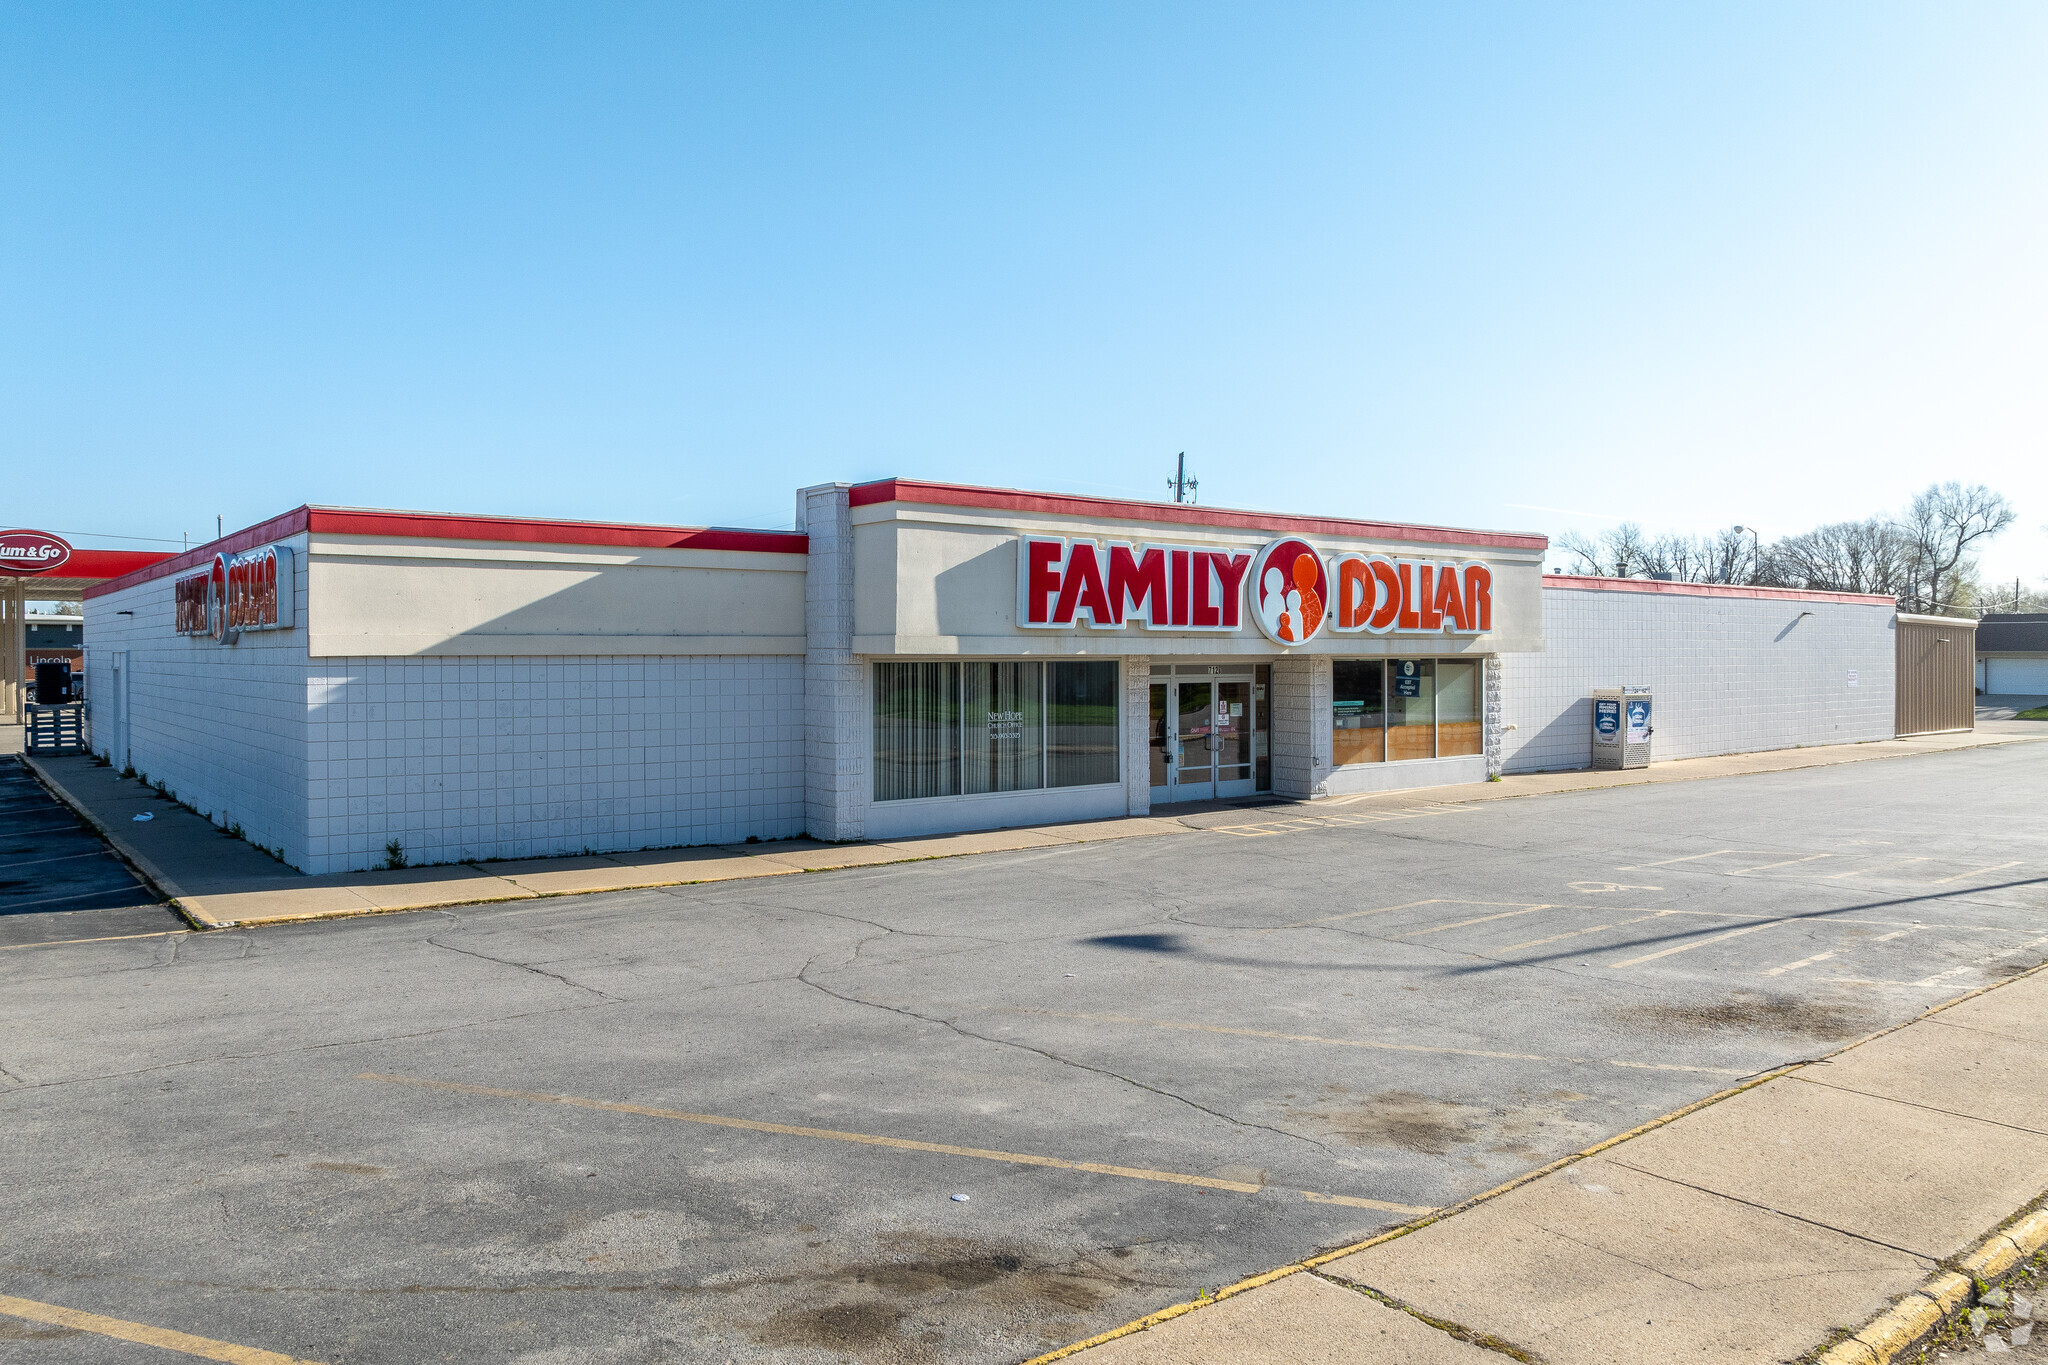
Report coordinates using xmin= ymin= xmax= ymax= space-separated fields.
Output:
xmin=86 ymin=507 xmax=806 ymax=599
xmin=87 ymin=509 xmax=314 ymax=599
xmin=1543 ymin=574 xmax=1897 ymax=606
xmin=303 ymin=508 xmax=808 ymax=555
xmin=6 ymin=548 xmax=176 ymax=582
xmin=848 ymin=478 xmax=1550 ymax=551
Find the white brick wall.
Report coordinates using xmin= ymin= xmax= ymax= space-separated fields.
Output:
xmin=85 ymin=533 xmax=314 ymax=867
xmin=86 ymin=541 xmax=805 ymax=874
xmin=1501 ymin=587 xmax=1896 ymax=774
xmin=302 ymin=656 xmax=805 ymax=873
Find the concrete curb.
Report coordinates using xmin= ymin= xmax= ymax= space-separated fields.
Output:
xmin=1815 ymin=1208 xmax=2048 ymax=1365
xmin=1018 ymin=1064 xmax=1806 ymax=1364
xmin=1027 ymin=958 xmax=2048 ymax=1365
xmin=18 ymin=755 xmax=220 ymax=931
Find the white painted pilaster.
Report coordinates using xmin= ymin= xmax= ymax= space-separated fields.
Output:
xmin=1122 ymin=658 xmax=1153 ymax=815
xmin=798 ymin=483 xmax=865 ymax=842
xmin=1269 ymin=655 xmax=1332 ymax=799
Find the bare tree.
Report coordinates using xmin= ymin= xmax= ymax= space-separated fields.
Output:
xmin=1561 ymin=524 xmax=1752 ymax=583
xmin=1556 ymin=523 xmax=1653 ymax=577
xmin=1550 ymin=484 xmax=2014 ymax=605
xmin=1762 ymin=518 xmax=1911 ymax=596
xmin=1644 ymin=527 xmax=1752 ymax=584
xmin=1896 ymin=483 xmax=2015 ymax=614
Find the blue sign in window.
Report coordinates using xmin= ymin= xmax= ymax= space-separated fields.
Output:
xmin=1594 ymin=698 xmax=1621 ymax=742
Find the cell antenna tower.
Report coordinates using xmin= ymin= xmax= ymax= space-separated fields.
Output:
xmin=1166 ymin=452 xmax=1198 ymax=505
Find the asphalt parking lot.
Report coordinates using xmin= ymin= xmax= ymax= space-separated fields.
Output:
xmin=4 ymin=742 xmax=2046 ymax=1364
xmin=0 ymin=756 xmax=181 ymax=947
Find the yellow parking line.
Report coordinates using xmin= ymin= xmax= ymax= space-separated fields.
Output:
xmin=357 ymin=1073 xmax=1433 ymax=1216
xmin=1608 ymin=921 xmax=1780 ymax=969
xmin=1728 ymin=853 xmax=1833 ymax=876
xmin=1615 ymin=849 xmax=1738 ymax=870
xmin=1268 ymin=898 xmax=1540 ymax=932
xmin=1911 ymin=933 xmax=2048 ymax=988
xmin=0 ymin=929 xmax=188 ymax=952
xmin=1763 ymin=950 xmax=1836 ymax=977
xmin=1502 ymin=913 xmax=1669 ymax=953
xmin=1395 ymin=905 xmax=1555 ymax=939
xmin=0 ymin=1294 xmax=322 ymax=1364
xmin=1930 ymin=860 xmax=2022 ymax=885
xmin=1824 ymin=857 xmax=1930 ymax=880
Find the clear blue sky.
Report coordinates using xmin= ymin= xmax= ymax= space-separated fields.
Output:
xmin=5 ymin=3 xmax=2045 ymax=585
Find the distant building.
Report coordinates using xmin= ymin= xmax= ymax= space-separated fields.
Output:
xmin=1975 ymin=614 xmax=2048 ymax=695
xmin=27 ymin=611 xmax=84 ymax=671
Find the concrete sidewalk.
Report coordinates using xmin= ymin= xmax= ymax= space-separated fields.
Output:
xmin=21 ymin=753 xmax=1193 ymax=928
xmin=22 ymin=725 xmax=2037 ymax=929
xmin=1052 ymin=965 xmax=2048 ymax=1365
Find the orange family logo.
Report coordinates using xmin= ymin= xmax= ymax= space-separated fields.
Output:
xmin=1019 ymin=535 xmax=1491 ymax=641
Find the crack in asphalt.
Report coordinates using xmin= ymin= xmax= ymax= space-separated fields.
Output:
xmin=763 ymin=900 xmax=1008 ymax=956
xmin=424 ymin=935 xmax=622 ymax=1003
xmin=793 ymin=930 xmax=1340 ymax=1158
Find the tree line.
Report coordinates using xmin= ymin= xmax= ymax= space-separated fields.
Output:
xmin=1554 ymin=482 xmax=2041 ymax=617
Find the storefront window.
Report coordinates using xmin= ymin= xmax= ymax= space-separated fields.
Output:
xmin=1387 ymin=659 xmax=1436 ymax=761
xmin=1332 ymin=660 xmax=1386 ymax=765
xmin=1047 ymin=660 xmax=1119 ymax=788
xmin=874 ymin=662 xmax=960 ymax=801
xmin=1332 ymin=658 xmax=1486 ymax=765
xmin=875 ymin=659 xmax=1118 ymax=801
xmin=1437 ymin=660 xmax=1482 ymax=757
xmin=963 ymin=661 xmax=1044 ymax=794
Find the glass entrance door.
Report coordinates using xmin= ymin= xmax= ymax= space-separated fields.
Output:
xmin=1173 ymin=681 xmax=1215 ymax=800
xmin=1148 ymin=674 xmax=1257 ymax=804
xmin=1213 ymin=676 xmax=1255 ymax=798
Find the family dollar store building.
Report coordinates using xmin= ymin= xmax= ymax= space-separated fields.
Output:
xmin=81 ymin=480 xmax=1901 ymax=875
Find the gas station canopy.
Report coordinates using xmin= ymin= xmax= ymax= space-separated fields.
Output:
xmin=2 ymin=530 xmax=175 ymax=723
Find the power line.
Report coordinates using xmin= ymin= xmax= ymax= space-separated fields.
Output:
xmin=47 ymin=530 xmax=188 ymax=546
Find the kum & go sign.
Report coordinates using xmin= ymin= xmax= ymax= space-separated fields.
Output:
xmin=175 ymin=545 xmax=295 ymax=644
xmin=0 ymin=529 xmax=72 ymax=574
xmin=1018 ymin=535 xmax=1493 ymax=646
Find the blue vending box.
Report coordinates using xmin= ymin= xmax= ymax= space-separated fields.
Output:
xmin=1591 ymin=688 xmax=1652 ymax=770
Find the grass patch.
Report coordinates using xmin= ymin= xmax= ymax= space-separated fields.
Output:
xmin=2016 ymin=705 xmax=2048 ymax=719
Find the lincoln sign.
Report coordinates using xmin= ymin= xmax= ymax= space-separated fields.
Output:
xmin=175 ymin=545 xmax=295 ymax=643
xmin=1018 ymin=535 xmax=1492 ymax=643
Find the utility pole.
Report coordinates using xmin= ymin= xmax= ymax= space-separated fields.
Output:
xmin=1166 ymin=452 xmax=1198 ymax=505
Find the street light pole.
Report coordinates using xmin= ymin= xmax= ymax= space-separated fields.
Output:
xmin=1731 ymin=525 xmax=1762 ymax=585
